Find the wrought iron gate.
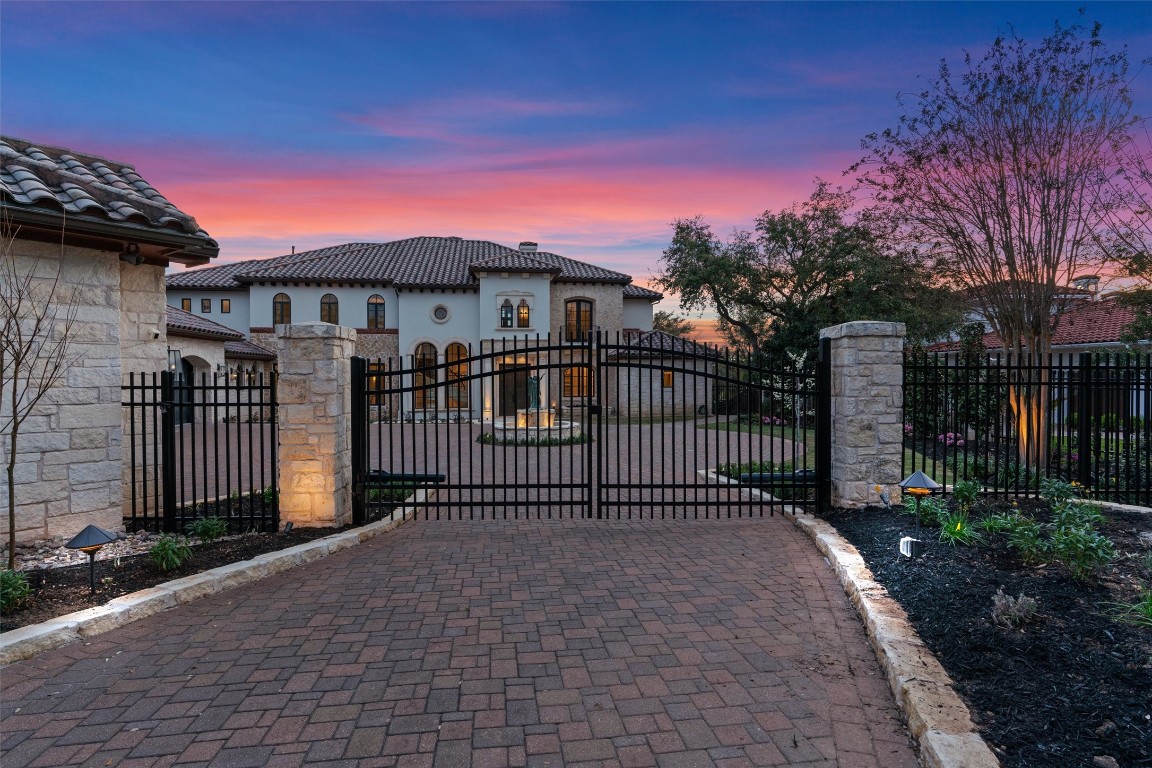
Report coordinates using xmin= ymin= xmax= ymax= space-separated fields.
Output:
xmin=351 ymin=333 xmax=828 ymax=523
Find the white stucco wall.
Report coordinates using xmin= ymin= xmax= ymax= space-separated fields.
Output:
xmin=476 ymin=273 xmax=554 ymax=341
xmin=249 ymin=284 xmax=397 ymax=329
xmin=623 ymin=299 xmax=656 ymax=332
xmin=167 ymin=291 xmax=249 ymax=334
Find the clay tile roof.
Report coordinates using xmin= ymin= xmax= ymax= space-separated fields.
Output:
xmin=0 ymin=136 xmax=218 ymax=259
xmin=470 ymin=253 xmax=562 ymax=273
xmin=224 ymin=339 xmax=276 ymax=360
xmin=168 ymin=237 xmax=635 ymax=290
xmin=623 ymin=284 xmax=664 ymax=300
xmin=610 ymin=329 xmax=721 ymax=358
xmin=165 ymin=305 xmax=245 ymax=341
xmin=929 ymin=297 xmax=1140 ymax=352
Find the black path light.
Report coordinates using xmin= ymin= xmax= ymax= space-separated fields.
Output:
xmin=898 ymin=470 xmax=941 ymax=558
xmin=64 ymin=525 xmax=120 ymax=595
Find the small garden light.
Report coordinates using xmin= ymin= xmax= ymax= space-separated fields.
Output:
xmin=64 ymin=525 xmax=120 ymax=595
xmin=898 ymin=470 xmax=941 ymax=558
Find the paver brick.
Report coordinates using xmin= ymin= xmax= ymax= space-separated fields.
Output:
xmin=1 ymin=519 xmax=917 ymax=767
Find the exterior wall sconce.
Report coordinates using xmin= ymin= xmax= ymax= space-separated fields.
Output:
xmin=64 ymin=525 xmax=120 ymax=594
xmin=898 ymin=470 xmax=941 ymax=557
xmin=119 ymin=243 xmax=144 ymax=265
xmin=167 ymin=348 xmax=182 ymax=374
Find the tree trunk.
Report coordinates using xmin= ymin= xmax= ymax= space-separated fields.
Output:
xmin=1007 ymin=354 xmax=1050 ymax=477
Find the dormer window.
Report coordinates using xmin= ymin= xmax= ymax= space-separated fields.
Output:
xmin=500 ymin=299 xmax=514 ymax=328
xmin=517 ymin=299 xmax=530 ymax=328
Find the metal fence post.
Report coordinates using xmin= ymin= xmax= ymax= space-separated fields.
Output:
xmin=350 ymin=356 xmax=366 ymax=525
xmin=816 ymin=337 xmax=832 ymax=514
xmin=160 ymin=369 xmax=178 ymax=533
xmin=1077 ymin=352 xmax=1092 ymax=489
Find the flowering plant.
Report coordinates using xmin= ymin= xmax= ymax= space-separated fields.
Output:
xmin=937 ymin=432 xmax=966 ymax=447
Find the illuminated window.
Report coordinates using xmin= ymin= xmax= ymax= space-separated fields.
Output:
xmin=320 ymin=293 xmax=339 ymax=324
xmin=662 ymin=370 xmax=674 ymax=389
xmin=201 ymin=298 xmax=211 ymax=313
xmin=273 ymin=293 xmax=291 ymax=325
xmin=563 ymin=366 xmax=594 ymax=397
xmin=517 ymin=299 xmax=530 ymax=328
xmin=500 ymin=299 xmax=514 ymax=328
xmin=221 ymin=299 xmax=231 ymax=313
xmin=367 ymin=294 xmax=385 ymax=329
xmin=565 ymin=299 xmax=593 ymax=340
xmin=414 ymin=342 xmax=438 ymax=410
xmin=181 ymin=298 xmax=191 ymax=312
xmin=446 ymin=343 xmax=470 ymax=409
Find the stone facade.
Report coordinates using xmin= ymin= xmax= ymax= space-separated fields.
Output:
xmin=549 ymin=282 xmax=624 ymax=339
xmin=820 ymin=321 xmax=906 ymax=509
xmin=275 ymin=323 xmax=357 ymax=528
xmin=352 ymin=330 xmax=400 ymax=362
xmin=2 ymin=241 xmax=166 ymax=544
xmin=608 ymin=358 xmax=712 ymax=417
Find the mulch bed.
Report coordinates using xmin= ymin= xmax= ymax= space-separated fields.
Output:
xmin=1 ymin=527 xmax=343 ymax=634
xmin=822 ymin=501 xmax=1152 ymax=768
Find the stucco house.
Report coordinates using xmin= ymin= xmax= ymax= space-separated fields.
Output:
xmin=1 ymin=136 xmax=219 ymax=542
xmin=166 ymin=237 xmax=663 ymax=420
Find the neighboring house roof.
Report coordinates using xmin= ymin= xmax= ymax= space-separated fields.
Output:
xmin=166 ymin=305 xmax=245 ymax=341
xmin=610 ymin=329 xmax=721 ymax=359
xmin=224 ymin=339 xmax=276 ymax=361
xmin=167 ymin=237 xmax=636 ymax=291
xmin=623 ymin=284 xmax=664 ymax=301
xmin=930 ymin=298 xmax=1140 ymax=351
xmin=0 ymin=136 xmax=218 ymax=265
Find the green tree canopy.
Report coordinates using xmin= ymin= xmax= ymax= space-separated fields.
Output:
xmin=656 ymin=182 xmax=962 ymax=358
xmin=651 ymin=311 xmax=694 ymax=337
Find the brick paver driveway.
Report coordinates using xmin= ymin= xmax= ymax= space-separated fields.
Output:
xmin=1 ymin=518 xmax=919 ymax=768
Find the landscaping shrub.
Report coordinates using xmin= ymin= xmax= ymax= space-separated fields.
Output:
xmin=938 ymin=510 xmax=983 ymax=546
xmin=186 ymin=517 xmax=228 ymax=544
xmin=150 ymin=535 xmax=193 ymax=572
xmin=0 ymin=569 xmax=31 ymax=612
xmin=990 ymin=587 xmax=1038 ymax=628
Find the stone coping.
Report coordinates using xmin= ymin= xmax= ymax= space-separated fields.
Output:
xmin=785 ymin=510 xmax=1000 ymax=768
xmin=0 ymin=493 xmax=431 ymax=668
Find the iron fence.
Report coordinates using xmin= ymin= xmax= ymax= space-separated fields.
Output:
xmin=122 ymin=370 xmax=279 ymax=533
xmin=903 ymin=350 xmax=1150 ymax=505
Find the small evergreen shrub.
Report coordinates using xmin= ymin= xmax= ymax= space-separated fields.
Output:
xmin=150 ymin=535 xmax=193 ymax=572
xmin=0 ymin=569 xmax=31 ymax=612
xmin=186 ymin=517 xmax=228 ymax=544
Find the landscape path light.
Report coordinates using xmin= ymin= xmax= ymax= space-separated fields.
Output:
xmin=898 ymin=470 xmax=941 ymax=558
xmin=64 ymin=525 xmax=120 ymax=595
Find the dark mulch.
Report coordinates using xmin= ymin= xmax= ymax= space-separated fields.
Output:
xmin=823 ymin=501 xmax=1152 ymax=768
xmin=1 ymin=526 xmax=344 ymax=634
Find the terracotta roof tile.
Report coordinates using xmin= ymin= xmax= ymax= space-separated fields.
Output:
xmin=470 ymin=253 xmax=562 ymax=273
xmin=929 ymin=298 xmax=1140 ymax=351
xmin=0 ymin=136 xmax=217 ymax=252
xmin=610 ymin=329 xmax=721 ymax=358
xmin=165 ymin=305 xmax=245 ymax=341
xmin=623 ymin=284 xmax=663 ymax=300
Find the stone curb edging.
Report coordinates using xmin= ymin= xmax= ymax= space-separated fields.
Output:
xmin=785 ymin=511 xmax=1001 ymax=768
xmin=0 ymin=501 xmax=423 ymax=668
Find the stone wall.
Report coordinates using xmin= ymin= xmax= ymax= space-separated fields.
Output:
xmin=2 ymin=241 xmax=134 ymax=544
xmin=607 ymin=358 xmax=712 ymax=417
xmin=276 ymin=323 xmax=356 ymax=527
xmin=354 ymin=330 xmax=400 ymax=362
xmin=820 ymin=321 xmax=906 ymax=509
xmin=549 ymin=282 xmax=625 ymax=337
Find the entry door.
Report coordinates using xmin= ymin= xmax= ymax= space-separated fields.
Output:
xmin=499 ymin=366 xmax=529 ymax=416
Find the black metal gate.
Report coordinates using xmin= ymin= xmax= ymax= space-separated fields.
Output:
xmin=351 ymin=333 xmax=828 ymax=523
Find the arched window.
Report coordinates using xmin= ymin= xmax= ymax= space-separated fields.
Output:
xmin=273 ymin=293 xmax=292 ymax=325
xmin=414 ymin=342 xmax=438 ymax=410
xmin=446 ymin=343 xmax=470 ymax=409
xmin=500 ymin=299 xmax=514 ymax=328
xmin=367 ymin=294 xmax=386 ymax=329
xmin=320 ymin=293 xmax=339 ymax=324
xmin=565 ymin=299 xmax=593 ymax=340
xmin=517 ymin=299 xmax=530 ymax=328
xmin=563 ymin=366 xmax=594 ymax=398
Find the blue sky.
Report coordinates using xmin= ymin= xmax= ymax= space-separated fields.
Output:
xmin=3 ymin=1 xmax=1150 ymax=320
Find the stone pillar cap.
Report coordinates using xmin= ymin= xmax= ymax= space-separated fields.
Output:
xmin=276 ymin=322 xmax=357 ymax=341
xmin=820 ymin=321 xmax=906 ymax=340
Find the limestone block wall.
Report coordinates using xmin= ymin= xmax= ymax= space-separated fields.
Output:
xmin=607 ymin=358 xmax=712 ymax=417
xmin=549 ymin=283 xmax=625 ymax=337
xmin=820 ymin=321 xmax=906 ymax=509
xmin=2 ymin=241 xmax=129 ymax=544
xmin=354 ymin=330 xmax=400 ymax=362
xmin=276 ymin=323 xmax=356 ymax=527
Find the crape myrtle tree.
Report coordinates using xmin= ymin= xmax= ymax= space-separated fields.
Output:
xmin=1 ymin=219 xmax=82 ymax=569
xmin=656 ymin=182 xmax=961 ymax=360
xmin=855 ymin=20 xmax=1151 ymax=470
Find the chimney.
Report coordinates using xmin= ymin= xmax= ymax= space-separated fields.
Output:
xmin=518 ymin=241 xmax=538 ymax=252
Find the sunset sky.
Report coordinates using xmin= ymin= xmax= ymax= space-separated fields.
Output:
xmin=3 ymin=2 xmax=1151 ymax=333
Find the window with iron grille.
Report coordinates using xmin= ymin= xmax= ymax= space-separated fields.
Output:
xmin=500 ymin=299 xmax=514 ymax=328
xmin=517 ymin=299 xmax=530 ymax=328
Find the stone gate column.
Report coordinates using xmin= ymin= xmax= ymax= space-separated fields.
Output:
xmin=819 ymin=321 xmax=906 ymax=509
xmin=276 ymin=323 xmax=356 ymax=527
